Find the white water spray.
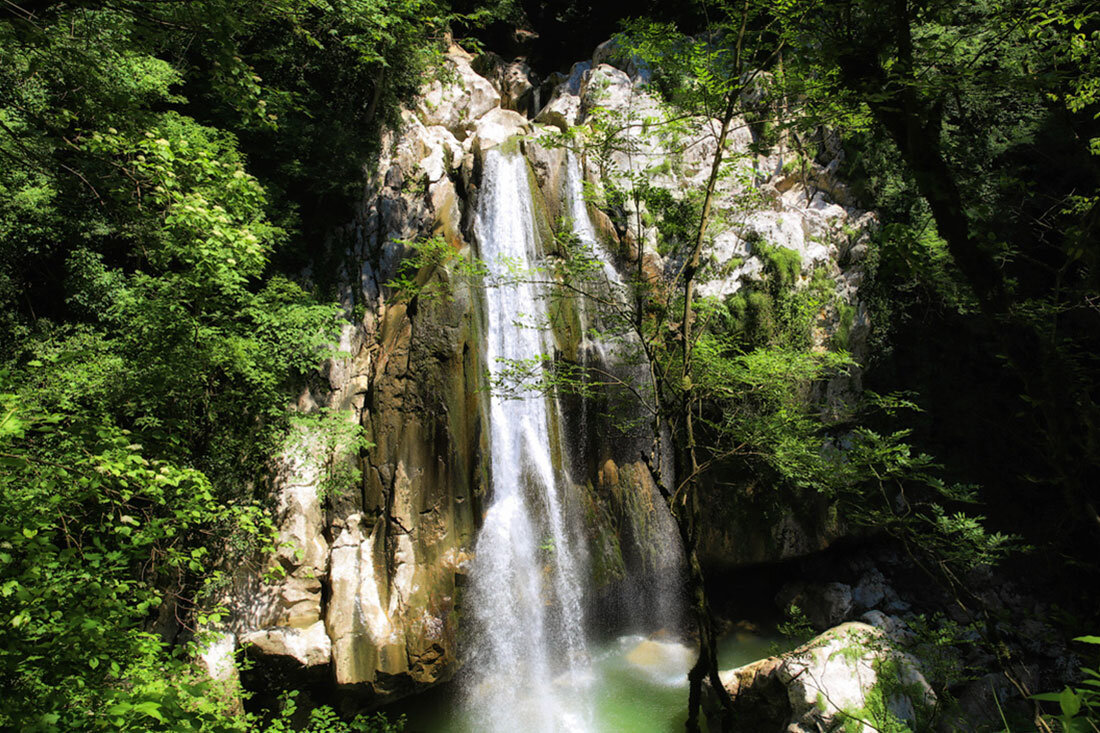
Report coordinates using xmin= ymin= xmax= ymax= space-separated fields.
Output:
xmin=464 ymin=149 xmax=593 ymax=733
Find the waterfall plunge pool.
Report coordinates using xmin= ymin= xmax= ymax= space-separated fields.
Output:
xmin=384 ymin=627 xmax=790 ymax=732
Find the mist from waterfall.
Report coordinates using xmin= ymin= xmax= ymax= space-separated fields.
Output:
xmin=463 ymin=149 xmax=593 ymax=733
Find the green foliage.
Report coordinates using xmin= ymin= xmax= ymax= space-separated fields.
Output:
xmin=723 ymin=289 xmax=777 ymax=345
xmin=0 ymin=0 xmax=445 ymax=726
xmin=752 ymin=239 xmax=802 ymax=292
xmin=776 ymin=604 xmax=815 ymax=644
xmin=1033 ymin=636 xmax=1100 ymax=732
xmin=832 ymin=301 xmax=856 ymax=351
xmin=286 ymin=409 xmax=373 ymax=502
xmin=772 ymin=0 xmax=1100 ymax=552
xmin=545 ymin=7 xmax=1015 ymax=608
xmin=719 ymin=261 xmax=833 ymax=353
xmin=263 ymin=691 xmax=405 ymax=733
xmin=384 ymin=236 xmax=487 ymax=304
xmin=0 ymin=391 xmax=276 ymax=730
xmin=810 ymin=418 xmax=1021 ymax=577
xmin=900 ymin=614 xmax=978 ymax=692
xmin=617 ymin=12 xmax=763 ymax=114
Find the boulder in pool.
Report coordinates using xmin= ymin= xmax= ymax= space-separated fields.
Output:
xmin=710 ymin=622 xmax=936 ymax=732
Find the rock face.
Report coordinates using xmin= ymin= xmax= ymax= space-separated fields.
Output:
xmin=417 ymin=45 xmax=500 ymax=134
xmin=777 ymin=581 xmax=855 ymax=631
xmin=697 ymin=490 xmax=848 ymax=568
xmin=580 ymin=458 xmax=686 ymax=631
xmin=207 ymin=36 xmax=874 ymax=707
xmin=211 ymin=44 xmax=496 ymax=705
xmin=544 ymin=45 xmax=875 ymax=568
xmin=714 ymin=623 xmax=937 ymax=733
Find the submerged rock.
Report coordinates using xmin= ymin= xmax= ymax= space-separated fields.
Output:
xmin=624 ymin=637 xmax=695 ymax=686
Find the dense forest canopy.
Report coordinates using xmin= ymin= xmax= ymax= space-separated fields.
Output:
xmin=0 ymin=0 xmax=1097 ymax=730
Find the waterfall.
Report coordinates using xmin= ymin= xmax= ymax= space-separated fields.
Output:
xmin=563 ymin=151 xmax=627 ymax=366
xmin=464 ymin=149 xmax=593 ymax=733
xmin=562 ymin=151 xmax=686 ymax=638
xmin=563 ymin=151 xmax=624 ymax=292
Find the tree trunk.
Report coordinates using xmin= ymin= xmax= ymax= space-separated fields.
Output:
xmin=684 ymin=544 xmax=733 ymax=732
xmin=678 ymin=87 xmax=741 ymax=733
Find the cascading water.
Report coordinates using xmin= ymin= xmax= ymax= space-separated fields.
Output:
xmin=562 ymin=151 xmax=628 ymax=366
xmin=463 ymin=148 xmax=593 ymax=733
xmin=562 ymin=152 xmax=686 ymax=637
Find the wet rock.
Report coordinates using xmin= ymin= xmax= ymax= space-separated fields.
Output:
xmin=559 ymin=44 xmax=873 ymax=564
xmin=473 ymin=107 xmax=531 ymax=153
xmin=326 ymin=514 xmax=392 ymax=685
xmin=716 ymin=656 xmax=791 ymax=731
xmin=523 ymin=133 xmax=567 ymax=221
xmin=429 ymin=177 xmax=464 ymax=249
xmin=216 ymin=42 xmax=486 ymax=702
xmin=580 ymin=460 xmax=685 ymax=630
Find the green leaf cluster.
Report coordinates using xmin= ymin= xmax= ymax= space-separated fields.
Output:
xmin=0 ymin=0 xmax=451 ymax=726
xmin=1033 ymin=636 xmax=1100 ymax=732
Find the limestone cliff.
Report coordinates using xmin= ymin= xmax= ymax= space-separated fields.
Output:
xmin=205 ymin=37 xmax=875 ymax=706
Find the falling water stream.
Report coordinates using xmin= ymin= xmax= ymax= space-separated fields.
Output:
xmin=563 ymin=150 xmax=628 ymax=367
xmin=434 ymin=148 xmax=711 ymax=732
xmin=562 ymin=151 xmax=686 ymax=636
xmin=463 ymin=149 xmax=593 ymax=733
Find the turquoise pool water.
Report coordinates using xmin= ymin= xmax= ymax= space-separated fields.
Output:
xmin=385 ymin=627 xmax=787 ymax=732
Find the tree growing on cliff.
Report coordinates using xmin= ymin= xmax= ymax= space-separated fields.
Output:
xmin=522 ymin=5 xmax=1021 ymax=729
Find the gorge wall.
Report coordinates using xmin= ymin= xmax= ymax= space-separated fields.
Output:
xmin=204 ymin=37 xmax=877 ymax=708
